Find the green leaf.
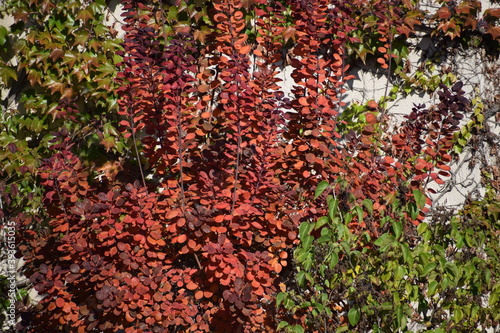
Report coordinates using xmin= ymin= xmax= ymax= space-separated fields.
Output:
xmin=295 ymin=248 xmax=310 ymax=263
xmin=0 ymin=67 xmax=18 ymax=84
xmin=392 ymin=220 xmax=402 ymax=239
xmin=400 ymin=243 xmax=413 ymax=265
xmin=488 ymin=284 xmax=500 ymax=306
xmin=328 ymin=251 xmax=339 ymax=269
xmin=296 ymin=271 xmax=306 ymax=287
xmin=97 ymin=62 xmax=115 ymax=77
xmin=327 ymin=196 xmax=338 ymax=220
xmin=77 ymin=7 xmax=95 ymax=24
xmin=454 ymin=307 xmax=463 ymax=323
xmin=394 ymin=265 xmax=406 ymax=281
xmin=355 ymin=206 xmax=363 ymax=224
xmin=396 ymin=305 xmax=406 ymax=329
xmin=277 ymin=321 xmax=289 ymax=330
xmin=408 ymin=202 xmax=419 ymax=220
xmin=348 ymin=308 xmax=360 ymax=326
xmin=276 ymin=292 xmax=286 ymax=308
xmin=340 ymin=241 xmax=351 ymax=255
xmin=299 ymin=222 xmax=313 ymax=239
xmin=315 ymin=216 xmax=329 ymax=230
xmin=374 ymin=233 xmax=395 ymax=252
xmin=0 ymin=26 xmax=8 ymax=45
xmin=335 ymin=325 xmax=349 ymax=333
xmin=417 ymin=223 xmax=428 ymax=235
xmin=292 ymin=325 xmax=304 ymax=333
xmin=444 ymin=262 xmax=459 ymax=281
xmin=317 ymin=227 xmax=332 ymax=244
xmin=428 ymin=280 xmax=438 ymax=296
xmin=315 ymin=180 xmax=329 ymax=199
xmin=421 ymin=262 xmax=437 ymax=277
xmin=344 ymin=212 xmax=353 ymax=225
xmin=362 ymin=199 xmax=373 ymax=215
xmin=301 ymin=234 xmax=313 ymax=251
xmin=413 ymin=189 xmax=426 ymax=209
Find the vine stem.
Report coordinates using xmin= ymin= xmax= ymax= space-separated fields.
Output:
xmin=54 ymin=178 xmax=70 ymax=236
xmin=176 ymin=102 xmax=187 ymax=215
xmin=380 ymin=29 xmax=395 ymax=119
xmin=129 ymin=104 xmax=147 ymax=189
xmin=231 ymin=122 xmax=242 ymax=215
xmin=157 ymin=0 xmax=202 ymax=271
xmin=226 ymin=0 xmax=242 ymax=216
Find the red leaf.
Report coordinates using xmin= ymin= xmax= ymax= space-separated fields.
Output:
xmin=176 ymin=234 xmax=187 ymax=243
xmin=384 ymin=156 xmax=394 ymax=164
xmin=437 ymin=164 xmax=451 ymax=171
xmin=186 ymin=281 xmax=197 ymax=290
xmin=56 ymin=297 xmax=65 ymax=308
xmin=239 ymin=45 xmax=251 ymax=55
xmin=365 ymin=112 xmax=377 ymax=124
xmin=414 ymin=159 xmax=427 ymax=171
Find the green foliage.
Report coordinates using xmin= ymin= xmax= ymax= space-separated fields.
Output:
xmin=395 ymin=60 xmax=458 ymax=95
xmin=0 ymin=2 xmax=125 ymax=328
xmin=279 ymin=186 xmax=500 ymax=332
xmin=453 ymin=88 xmax=485 ymax=154
xmin=0 ymin=0 xmax=498 ymax=331
xmin=0 ymin=0 xmax=124 ymax=214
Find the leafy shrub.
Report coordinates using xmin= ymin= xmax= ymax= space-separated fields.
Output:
xmin=0 ymin=0 xmax=499 ymax=332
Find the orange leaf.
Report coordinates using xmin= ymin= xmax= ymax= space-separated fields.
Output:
xmin=488 ymin=26 xmax=500 ymax=40
xmin=214 ymin=13 xmax=227 ymax=22
xmin=485 ymin=8 xmax=500 ymax=18
xmin=198 ymin=84 xmax=209 ymax=93
xmin=54 ymin=223 xmax=69 ymax=232
xmin=414 ymin=159 xmax=427 ymax=170
xmin=362 ymin=125 xmax=375 ymax=135
xmin=188 ymin=239 xmax=197 ymax=249
xmin=365 ymin=112 xmax=377 ymax=124
xmin=239 ymin=45 xmax=251 ymax=55
xmin=56 ymin=298 xmax=65 ymax=308
xmin=62 ymin=302 xmax=72 ymax=313
xmin=194 ymin=290 xmax=204 ymax=299
xmin=437 ymin=164 xmax=451 ymax=171
xmin=125 ymin=311 xmax=135 ymax=322
xmin=233 ymin=11 xmax=244 ymax=20
xmin=367 ymin=101 xmax=378 ymax=110
xmin=436 ymin=7 xmax=451 ymax=19
xmin=176 ymin=234 xmax=187 ymax=243
xmin=186 ymin=281 xmax=197 ymax=290
xmin=384 ymin=156 xmax=394 ymax=164
xmin=48 ymin=302 xmax=57 ymax=311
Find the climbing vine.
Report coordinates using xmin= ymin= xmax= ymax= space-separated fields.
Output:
xmin=0 ymin=0 xmax=499 ymax=332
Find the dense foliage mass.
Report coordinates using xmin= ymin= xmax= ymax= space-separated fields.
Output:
xmin=0 ymin=0 xmax=499 ymax=332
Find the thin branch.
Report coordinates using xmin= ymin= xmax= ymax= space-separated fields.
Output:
xmin=128 ymin=98 xmax=148 ymax=189
xmin=231 ymin=122 xmax=242 ymax=215
xmin=380 ymin=33 xmax=394 ymax=119
xmin=176 ymin=102 xmax=187 ymax=215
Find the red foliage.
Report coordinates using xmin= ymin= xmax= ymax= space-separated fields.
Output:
xmin=17 ymin=0 xmax=470 ymax=332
